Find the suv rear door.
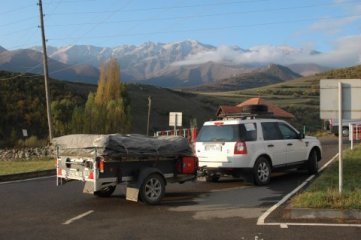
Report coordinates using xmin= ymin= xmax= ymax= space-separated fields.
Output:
xmin=261 ymin=122 xmax=286 ymax=166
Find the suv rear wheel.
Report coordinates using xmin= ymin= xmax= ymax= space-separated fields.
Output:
xmin=253 ymin=157 xmax=271 ymax=185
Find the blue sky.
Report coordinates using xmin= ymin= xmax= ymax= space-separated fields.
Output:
xmin=1 ymin=0 xmax=361 ymax=66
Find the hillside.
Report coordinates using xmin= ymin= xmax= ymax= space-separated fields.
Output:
xmin=191 ymin=64 xmax=301 ymax=92
xmin=193 ymin=64 xmax=361 ymax=131
xmin=0 ymin=49 xmax=100 ymax=83
xmin=0 ymin=71 xmax=225 ymax=146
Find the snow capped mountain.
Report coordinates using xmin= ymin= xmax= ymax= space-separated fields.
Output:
xmin=18 ymin=40 xmax=332 ymax=87
xmin=0 ymin=46 xmax=6 ymax=53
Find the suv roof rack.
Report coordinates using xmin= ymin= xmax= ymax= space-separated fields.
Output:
xmin=219 ymin=112 xmax=275 ymax=120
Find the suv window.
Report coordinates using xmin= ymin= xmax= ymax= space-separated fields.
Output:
xmin=278 ymin=122 xmax=299 ymax=139
xmin=197 ymin=123 xmax=257 ymax=142
xmin=261 ymin=122 xmax=282 ymax=140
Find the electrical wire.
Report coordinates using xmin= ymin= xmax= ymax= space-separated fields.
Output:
xmin=49 ymin=14 xmax=361 ymax=41
xmin=45 ymin=1 xmax=361 ymax=27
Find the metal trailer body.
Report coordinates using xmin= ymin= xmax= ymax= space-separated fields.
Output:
xmin=54 ymin=134 xmax=198 ymax=204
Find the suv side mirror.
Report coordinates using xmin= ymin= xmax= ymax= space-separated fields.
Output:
xmin=298 ymin=133 xmax=305 ymax=139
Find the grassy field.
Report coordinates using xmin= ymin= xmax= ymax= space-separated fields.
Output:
xmin=0 ymin=158 xmax=55 ymax=175
xmin=291 ymin=145 xmax=361 ymax=209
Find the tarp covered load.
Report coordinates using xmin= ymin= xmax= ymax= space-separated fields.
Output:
xmin=52 ymin=134 xmax=193 ymax=158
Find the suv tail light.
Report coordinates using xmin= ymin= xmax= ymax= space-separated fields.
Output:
xmin=234 ymin=141 xmax=247 ymax=155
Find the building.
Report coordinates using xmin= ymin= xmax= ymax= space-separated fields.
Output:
xmin=216 ymin=97 xmax=295 ymax=119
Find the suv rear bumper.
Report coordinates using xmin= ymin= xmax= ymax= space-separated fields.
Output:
xmin=199 ymin=166 xmax=253 ymax=179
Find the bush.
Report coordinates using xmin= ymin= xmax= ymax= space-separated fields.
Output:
xmin=17 ymin=136 xmax=47 ymax=148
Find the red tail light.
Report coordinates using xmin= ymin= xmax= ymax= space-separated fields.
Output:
xmin=177 ymin=156 xmax=198 ymax=174
xmin=234 ymin=141 xmax=247 ymax=155
xmin=88 ymin=171 xmax=94 ymax=179
xmin=98 ymin=158 xmax=105 ymax=173
xmin=56 ymin=159 xmax=62 ymax=176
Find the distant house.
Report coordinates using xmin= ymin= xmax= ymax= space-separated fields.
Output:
xmin=216 ymin=97 xmax=295 ymax=119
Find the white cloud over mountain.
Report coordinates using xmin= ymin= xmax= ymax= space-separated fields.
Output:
xmin=173 ymin=34 xmax=361 ymax=68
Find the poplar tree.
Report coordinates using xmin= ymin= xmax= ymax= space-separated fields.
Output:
xmin=83 ymin=58 xmax=131 ymax=134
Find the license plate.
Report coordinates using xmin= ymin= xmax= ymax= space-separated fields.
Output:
xmin=68 ymin=169 xmax=83 ymax=178
xmin=204 ymin=144 xmax=222 ymax=152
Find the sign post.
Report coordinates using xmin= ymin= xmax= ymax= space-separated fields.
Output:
xmin=320 ymin=79 xmax=361 ymax=194
xmin=337 ymin=82 xmax=343 ymax=194
xmin=169 ymin=112 xmax=182 ymax=136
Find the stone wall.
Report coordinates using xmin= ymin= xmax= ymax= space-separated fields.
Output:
xmin=0 ymin=147 xmax=55 ymax=161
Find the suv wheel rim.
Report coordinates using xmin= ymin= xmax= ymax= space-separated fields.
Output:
xmin=257 ymin=162 xmax=269 ymax=182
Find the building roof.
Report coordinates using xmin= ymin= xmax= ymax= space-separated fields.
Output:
xmin=216 ymin=97 xmax=295 ymax=119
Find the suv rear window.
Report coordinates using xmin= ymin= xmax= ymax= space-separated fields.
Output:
xmin=197 ymin=123 xmax=257 ymax=142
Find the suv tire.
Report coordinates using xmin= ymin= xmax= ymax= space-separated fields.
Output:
xmin=253 ymin=157 xmax=271 ymax=185
xmin=307 ymin=149 xmax=318 ymax=175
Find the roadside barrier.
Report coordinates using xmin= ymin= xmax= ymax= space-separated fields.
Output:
xmin=349 ymin=123 xmax=361 ymax=150
xmin=154 ymin=128 xmax=197 ymax=143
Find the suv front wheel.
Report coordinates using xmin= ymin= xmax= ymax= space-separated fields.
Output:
xmin=253 ymin=157 xmax=271 ymax=185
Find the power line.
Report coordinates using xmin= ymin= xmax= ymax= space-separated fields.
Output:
xmin=0 ymin=16 xmax=37 ymax=28
xmin=45 ymin=1 xmax=361 ymax=27
xmin=49 ymin=14 xmax=361 ymax=41
xmin=0 ymin=3 xmax=34 ymax=15
xmin=49 ymin=0 xmax=273 ymax=15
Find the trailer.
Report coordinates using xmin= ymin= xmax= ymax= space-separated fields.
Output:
xmin=53 ymin=134 xmax=198 ymax=205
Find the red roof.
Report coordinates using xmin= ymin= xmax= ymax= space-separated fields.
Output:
xmin=216 ymin=97 xmax=295 ymax=119
xmin=237 ymin=97 xmax=295 ymax=119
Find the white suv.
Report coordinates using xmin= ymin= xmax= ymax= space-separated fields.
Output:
xmin=195 ymin=118 xmax=322 ymax=185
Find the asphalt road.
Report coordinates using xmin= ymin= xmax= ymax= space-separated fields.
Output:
xmin=0 ymin=139 xmax=360 ymax=240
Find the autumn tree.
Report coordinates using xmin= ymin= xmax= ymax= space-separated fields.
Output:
xmin=83 ymin=58 xmax=131 ymax=134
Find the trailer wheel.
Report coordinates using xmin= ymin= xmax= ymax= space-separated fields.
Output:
xmin=140 ymin=174 xmax=165 ymax=205
xmin=94 ymin=185 xmax=116 ymax=197
xmin=206 ymin=174 xmax=220 ymax=182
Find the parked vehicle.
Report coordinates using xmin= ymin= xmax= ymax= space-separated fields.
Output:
xmin=195 ymin=118 xmax=322 ymax=185
xmin=326 ymin=119 xmax=361 ymax=137
xmin=53 ymin=134 xmax=198 ymax=205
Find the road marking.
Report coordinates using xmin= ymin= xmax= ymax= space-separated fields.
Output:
xmin=63 ymin=210 xmax=94 ymax=225
xmin=256 ymin=154 xmax=361 ymax=228
xmin=0 ymin=175 xmax=55 ymax=185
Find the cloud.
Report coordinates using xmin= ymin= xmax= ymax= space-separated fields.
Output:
xmin=306 ymin=0 xmax=361 ymax=35
xmin=173 ymin=34 xmax=361 ymax=68
xmin=302 ymin=34 xmax=361 ymax=67
xmin=308 ymin=16 xmax=361 ymax=35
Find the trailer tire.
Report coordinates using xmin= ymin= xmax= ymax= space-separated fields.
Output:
xmin=140 ymin=173 xmax=165 ymax=205
xmin=206 ymin=174 xmax=220 ymax=182
xmin=94 ymin=185 xmax=116 ymax=197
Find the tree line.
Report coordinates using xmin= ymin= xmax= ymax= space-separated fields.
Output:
xmin=0 ymin=59 xmax=132 ymax=147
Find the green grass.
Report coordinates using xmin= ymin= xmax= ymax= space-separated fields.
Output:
xmin=0 ymin=158 xmax=55 ymax=175
xmin=291 ymin=145 xmax=361 ymax=209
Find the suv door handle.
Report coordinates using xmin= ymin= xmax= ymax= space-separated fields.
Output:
xmin=267 ymin=144 xmax=274 ymax=147
xmin=287 ymin=143 xmax=293 ymax=146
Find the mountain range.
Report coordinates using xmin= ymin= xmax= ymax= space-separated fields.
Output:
xmin=0 ymin=40 xmax=330 ymax=89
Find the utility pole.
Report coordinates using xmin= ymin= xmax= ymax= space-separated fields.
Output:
xmin=38 ymin=0 xmax=53 ymax=141
xmin=147 ymin=96 xmax=152 ymax=136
